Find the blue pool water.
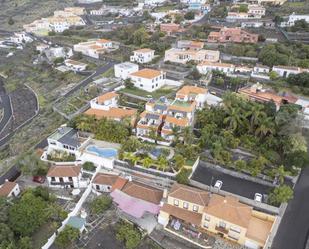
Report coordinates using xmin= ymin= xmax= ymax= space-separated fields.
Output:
xmin=150 ymin=148 xmax=162 ymax=158
xmin=86 ymin=146 xmax=118 ymax=158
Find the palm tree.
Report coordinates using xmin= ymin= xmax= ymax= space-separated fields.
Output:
xmin=272 ymin=165 xmax=290 ymax=185
xmin=255 ymin=116 xmax=275 ymax=137
xmin=171 ymin=126 xmax=180 ymax=144
xmin=125 ymin=152 xmax=139 ymax=166
xmin=245 ymin=104 xmax=266 ymax=132
xmin=142 ymin=157 xmax=153 ymax=168
xmin=223 ymin=107 xmax=243 ymax=131
xmin=181 ymin=127 xmax=194 ymax=145
xmin=157 ymin=156 xmax=168 ymax=172
xmin=76 ymin=115 xmax=95 ymax=132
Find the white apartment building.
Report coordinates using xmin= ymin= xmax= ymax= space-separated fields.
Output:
xmin=248 ymin=5 xmax=266 ymax=17
xmin=281 ymin=13 xmax=309 ymax=27
xmin=114 ymin=62 xmax=139 ymax=80
xmin=129 ymin=68 xmax=166 ymax=92
xmin=272 ymin=65 xmax=309 ymax=77
xmin=197 ymin=61 xmax=235 ymax=74
xmin=65 ymin=59 xmax=88 ymax=72
xmin=130 ymin=48 xmax=155 ymax=64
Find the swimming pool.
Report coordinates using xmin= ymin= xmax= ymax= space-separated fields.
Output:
xmin=86 ymin=146 xmax=118 ymax=158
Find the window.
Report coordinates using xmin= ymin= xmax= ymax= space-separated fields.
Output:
xmin=193 ymin=205 xmax=198 ymax=212
xmin=203 ymin=223 xmax=209 ymax=228
xmin=204 ymin=215 xmax=210 ymax=221
xmin=68 ymin=177 xmax=73 ymax=181
xmin=96 ymin=185 xmax=100 ymax=190
xmin=219 ymin=221 xmax=226 ymax=228
xmin=51 ymin=177 xmax=56 ymax=181
xmin=174 ymin=199 xmax=179 ymax=206
xmin=140 ymin=84 xmax=143 ymax=87
xmin=230 ymin=226 xmax=241 ymax=233
xmin=152 ymin=85 xmax=154 ymax=89
xmin=183 ymin=202 xmax=189 ymax=209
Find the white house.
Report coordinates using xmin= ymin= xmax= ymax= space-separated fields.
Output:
xmin=92 ymin=173 xmax=121 ymax=193
xmin=46 ymin=164 xmax=87 ymax=188
xmin=253 ymin=64 xmax=270 ymax=74
xmin=272 ymin=65 xmax=309 ymax=77
xmin=89 ymin=92 xmax=119 ymax=110
xmin=44 ymin=46 xmax=73 ymax=61
xmin=175 ymin=85 xmax=208 ymax=109
xmin=129 ymin=68 xmax=166 ymax=92
xmin=143 ymin=0 xmax=166 ymax=6
xmin=130 ymin=48 xmax=155 ymax=64
xmin=197 ymin=61 xmax=235 ymax=74
xmin=0 ymin=180 xmax=20 ymax=198
xmin=248 ymin=5 xmax=266 ymax=18
xmin=65 ymin=59 xmax=88 ymax=72
xmin=47 ymin=126 xmax=88 ymax=157
xmin=74 ymin=39 xmax=116 ymax=59
xmin=114 ymin=62 xmax=139 ymax=80
xmin=9 ymin=32 xmax=33 ymax=44
xmin=281 ymin=13 xmax=309 ymax=27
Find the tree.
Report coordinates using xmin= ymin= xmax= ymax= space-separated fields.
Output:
xmin=245 ymin=103 xmax=266 ymax=133
xmin=174 ymin=154 xmax=185 ymax=171
xmin=224 ymin=107 xmax=243 ymax=131
xmin=190 ymin=68 xmax=201 ymax=80
xmin=82 ymin=161 xmax=96 ymax=172
xmin=125 ymin=152 xmax=139 ymax=166
xmin=132 ymin=27 xmax=149 ymax=46
xmin=53 ymin=57 xmax=64 ymax=64
xmin=269 ymin=71 xmax=279 ymax=80
xmin=174 ymin=14 xmax=184 ymax=24
xmin=269 ymin=185 xmax=293 ymax=205
xmin=235 ymin=159 xmax=246 ymax=172
xmin=90 ymin=196 xmax=112 ymax=214
xmin=0 ymin=223 xmax=14 ymax=246
xmin=255 ymin=116 xmax=274 ymax=137
xmin=142 ymin=157 xmax=153 ymax=168
xmin=18 ymin=237 xmax=32 ymax=249
xmin=176 ymin=168 xmax=192 ymax=184
xmin=184 ymin=11 xmax=195 ymax=20
xmin=182 ymin=127 xmax=194 ymax=145
xmin=121 ymin=137 xmax=141 ymax=152
xmin=124 ymin=78 xmax=134 ymax=89
xmin=55 ymin=225 xmax=80 ymax=248
xmin=238 ymin=4 xmax=248 ymax=13
xmin=271 ymin=165 xmax=290 ymax=185
xmin=116 ymin=222 xmax=141 ymax=249
xmin=157 ymin=156 xmax=168 ymax=171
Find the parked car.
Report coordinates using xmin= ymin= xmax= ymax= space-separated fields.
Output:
xmin=32 ymin=176 xmax=46 ymax=184
xmin=214 ymin=180 xmax=223 ymax=190
xmin=254 ymin=193 xmax=263 ymax=202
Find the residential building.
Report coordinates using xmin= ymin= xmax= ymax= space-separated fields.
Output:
xmin=248 ymin=0 xmax=287 ymax=5
xmin=143 ymin=0 xmax=166 ymax=6
xmin=238 ymin=83 xmax=297 ymax=110
xmin=248 ymin=4 xmax=266 ymax=17
xmin=227 ymin=12 xmax=250 ymax=20
xmin=280 ymin=13 xmax=309 ymax=27
xmin=129 ymin=68 xmax=166 ymax=92
xmin=114 ymin=62 xmax=139 ymax=80
xmin=136 ymin=111 xmax=164 ymax=137
xmin=9 ymin=32 xmax=33 ymax=44
xmin=43 ymin=46 xmax=73 ymax=61
xmin=130 ymin=48 xmax=155 ymax=64
xmin=46 ymin=165 xmax=86 ymax=188
xmin=164 ymin=48 xmax=220 ymax=64
xmin=208 ymin=27 xmax=259 ymax=44
xmin=272 ymin=65 xmax=309 ymax=78
xmin=158 ymin=183 xmax=275 ymax=249
xmin=47 ymin=126 xmax=88 ymax=156
xmin=85 ymin=92 xmax=137 ymax=125
xmin=92 ymin=173 xmax=122 ymax=193
xmin=175 ymin=85 xmax=208 ymax=109
xmin=176 ymin=40 xmax=204 ymax=50
xmin=65 ymin=59 xmax=88 ymax=72
xmin=0 ymin=180 xmax=20 ymax=198
xmin=111 ymin=180 xmax=163 ymax=219
xmin=197 ymin=61 xmax=235 ymax=74
xmin=253 ymin=64 xmax=270 ymax=74
xmin=73 ymin=39 xmax=117 ymax=59
xmin=160 ymin=23 xmax=182 ymax=35
xmin=145 ymin=97 xmax=170 ymax=115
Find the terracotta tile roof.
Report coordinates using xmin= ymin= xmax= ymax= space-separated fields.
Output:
xmin=84 ymin=107 xmax=137 ymax=120
xmin=97 ymin=39 xmax=111 ymax=44
xmin=169 ymin=183 xmax=210 ymax=206
xmin=47 ymin=165 xmax=81 ymax=177
xmin=160 ymin=203 xmax=202 ymax=226
xmin=203 ymin=195 xmax=252 ymax=228
xmin=97 ymin=92 xmax=119 ymax=104
xmin=89 ymin=44 xmax=103 ymax=50
xmin=246 ymin=215 xmax=274 ymax=244
xmin=121 ymin=181 xmax=163 ymax=204
xmin=134 ymin=48 xmax=154 ymax=53
xmin=176 ymin=85 xmax=207 ymax=97
xmin=0 ymin=181 xmax=17 ymax=197
xmin=165 ymin=116 xmax=189 ymax=127
xmin=130 ymin=69 xmax=162 ymax=79
xmin=93 ymin=173 xmax=119 ymax=186
xmin=112 ymin=177 xmax=128 ymax=191
xmin=65 ymin=59 xmax=87 ymax=66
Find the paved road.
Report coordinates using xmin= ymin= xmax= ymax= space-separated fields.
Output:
xmin=0 ymin=78 xmax=12 ymax=133
xmin=191 ymin=161 xmax=273 ymax=200
xmin=272 ymin=167 xmax=309 ymax=249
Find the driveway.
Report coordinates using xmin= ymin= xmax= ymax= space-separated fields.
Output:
xmin=191 ymin=161 xmax=273 ymax=200
xmin=272 ymin=167 xmax=309 ymax=249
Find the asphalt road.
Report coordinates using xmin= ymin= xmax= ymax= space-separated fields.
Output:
xmin=272 ymin=167 xmax=309 ymax=249
xmin=0 ymin=78 xmax=13 ymax=141
xmin=191 ymin=161 xmax=273 ymax=200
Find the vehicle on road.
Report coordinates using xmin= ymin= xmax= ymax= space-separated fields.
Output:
xmin=214 ymin=180 xmax=223 ymax=190
xmin=32 ymin=176 xmax=46 ymax=184
xmin=254 ymin=193 xmax=262 ymax=202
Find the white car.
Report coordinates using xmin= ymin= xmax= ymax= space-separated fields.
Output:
xmin=254 ymin=193 xmax=263 ymax=202
xmin=214 ymin=180 xmax=223 ymax=190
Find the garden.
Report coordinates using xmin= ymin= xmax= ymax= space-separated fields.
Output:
xmin=209 ymin=70 xmax=248 ymax=92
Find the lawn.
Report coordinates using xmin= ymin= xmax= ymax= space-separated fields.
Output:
xmin=119 ymin=85 xmax=177 ymax=99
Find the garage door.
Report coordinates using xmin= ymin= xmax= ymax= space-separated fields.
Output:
xmin=244 ymin=240 xmax=259 ymax=249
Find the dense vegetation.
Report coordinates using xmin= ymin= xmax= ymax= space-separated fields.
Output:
xmin=0 ymin=187 xmax=67 ymax=249
xmin=116 ymin=221 xmax=142 ymax=249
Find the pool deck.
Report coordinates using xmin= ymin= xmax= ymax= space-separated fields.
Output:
xmin=79 ymin=139 xmax=121 ymax=152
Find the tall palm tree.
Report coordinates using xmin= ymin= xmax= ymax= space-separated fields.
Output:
xmin=223 ymin=107 xmax=243 ymax=131
xmin=255 ymin=116 xmax=275 ymax=137
xmin=245 ymin=104 xmax=266 ymax=132
xmin=182 ymin=127 xmax=193 ymax=145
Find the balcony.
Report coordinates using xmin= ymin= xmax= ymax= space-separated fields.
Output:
xmin=215 ymin=226 xmax=228 ymax=234
xmin=50 ymin=180 xmax=73 ymax=186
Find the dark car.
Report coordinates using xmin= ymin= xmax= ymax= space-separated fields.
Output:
xmin=32 ymin=176 xmax=46 ymax=184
